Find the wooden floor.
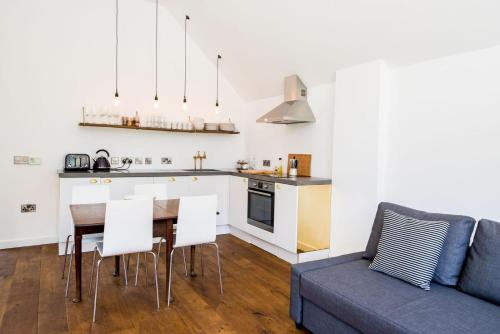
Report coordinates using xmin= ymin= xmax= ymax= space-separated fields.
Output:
xmin=0 ymin=234 xmax=304 ymax=334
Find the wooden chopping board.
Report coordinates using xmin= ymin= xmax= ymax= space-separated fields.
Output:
xmin=238 ymin=169 xmax=275 ymax=175
xmin=287 ymin=154 xmax=311 ymax=177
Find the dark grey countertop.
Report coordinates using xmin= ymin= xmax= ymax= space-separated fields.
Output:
xmin=58 ymin=169 xmax=331 ymax=186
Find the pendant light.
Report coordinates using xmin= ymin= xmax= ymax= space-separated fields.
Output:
xmin=153 ymin=0 xmax=159 ymax=109
xmin=215 ymin=54 xmax=222 ymax=114
xmin=113 ymin=0 xmax=119 ymax=106
xmin=182 ymin=15 xmax=190 ymax=110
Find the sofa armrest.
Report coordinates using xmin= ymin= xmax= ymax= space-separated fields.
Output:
xmin=289 ymin=252 xmax=364 ymax=324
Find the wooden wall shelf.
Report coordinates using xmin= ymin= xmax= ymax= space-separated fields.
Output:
xmin=78 ymin=123 xmax=240 ymax=135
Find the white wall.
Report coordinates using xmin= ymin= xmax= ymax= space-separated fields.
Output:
xmin=331 ymin=45 xmax=500 ymax=256
xmin=244 ymin=83 xmax=335 ymax=178
xmin=383 ymin=45 xmax=500 ymax=220
xmin=0 ymin=0 xmax=248 ymax=248
xmin=330 ymin=61 xmax=389 ymax=256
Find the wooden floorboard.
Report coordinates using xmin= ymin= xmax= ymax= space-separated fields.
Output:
xmin=0 ymin=234 xmax=303 ymax=334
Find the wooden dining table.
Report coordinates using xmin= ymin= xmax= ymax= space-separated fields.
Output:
xmin=69 ymin=199 xmax=197 ymax=303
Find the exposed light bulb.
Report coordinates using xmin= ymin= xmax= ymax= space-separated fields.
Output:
xmin=154 ymin=95 xmax=159 ymax=109
xmin=113 ymin=92 xmax=119 ymax=106
xmin=182 ymin=97 xmax=188 ymax=110
xmin=215 ymin=101 xmax=220 ymax=114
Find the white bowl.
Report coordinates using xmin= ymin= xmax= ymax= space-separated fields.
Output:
xmin=192 ymin=117 xmax=205 ymax=131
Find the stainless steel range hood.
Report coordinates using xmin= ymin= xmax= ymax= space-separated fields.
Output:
xmin=257 ymin=75 xmax=316 ymax=124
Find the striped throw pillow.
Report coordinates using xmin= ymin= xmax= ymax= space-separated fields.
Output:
xmin=369 ymin=210 xmax=449 ymax=290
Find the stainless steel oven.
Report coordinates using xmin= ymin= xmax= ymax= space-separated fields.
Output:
xmin=247 ymin=178 xmax=275 ymax=232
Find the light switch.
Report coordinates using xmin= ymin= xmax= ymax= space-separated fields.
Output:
xmin=28 ymin=157 xmax=42 ymax=165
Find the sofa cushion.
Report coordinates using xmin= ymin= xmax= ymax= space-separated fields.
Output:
xmin=369 ymin=210 xmax=449 ymax=290
xmin=301 ymin=259 xmax=500 ymax=334
xmin=458 ymin=219 xmax=500 ymax=305
xmin=364 ymin=202 xmax=476 ymax=286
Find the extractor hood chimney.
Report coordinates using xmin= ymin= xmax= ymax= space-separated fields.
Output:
xmin=256 ymin=75 xmax=316 ymax=124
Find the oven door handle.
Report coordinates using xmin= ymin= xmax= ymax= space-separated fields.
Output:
xmin=248 ymin=189 xmax=272 ymax=197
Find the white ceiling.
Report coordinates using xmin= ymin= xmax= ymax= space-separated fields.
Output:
xmin=161 ymin=0 xmax=500 ymax=100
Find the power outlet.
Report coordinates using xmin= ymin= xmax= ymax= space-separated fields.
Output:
xmin=161 ymin=157 xmax=172 ymax=165
xmin=135 ymin=157 xmax=143 ymax=165
xmin=145 ymin=157 xmax=152 ymax=165
xmin=121 ymin=157 xmax=133 ymax=164
xmin=110 ymin=157 xmax=120 ymax=165
xmin=21 ymin=204 xmax=36 ymax=213
xmin=14 ymin=156 xmax=29 ymax=165
xmin=263 ymin=160 xmax=271 ymax=167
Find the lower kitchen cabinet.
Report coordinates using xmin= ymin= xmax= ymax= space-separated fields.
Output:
xmin=274 ymin=183 xmax=299 ymax=253
xmin=229 ymin=176 xmax=248 ymax=230
xmin=154 ymin=175 xmax=228 ymax=226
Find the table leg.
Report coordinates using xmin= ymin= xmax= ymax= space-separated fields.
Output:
xmin=113 ymin=256 xmax=120 ymax=276
xmin=190 ymin=245 xmax=197 ymax=277
xmin=72 ymin=234 xmax=82 ymax=303
xmin=165 ymin=219 xmax=174 ymax=301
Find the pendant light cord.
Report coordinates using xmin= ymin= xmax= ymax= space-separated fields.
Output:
xmin=155 ymin=0 xmax=158 ymax=98
xmin=184 ymin=15 xmax=189 ymax=99
xmin=115 ymin=0 xmax=119 ymax=96
xmin=216 ymin=55 xmax=221 ymax=103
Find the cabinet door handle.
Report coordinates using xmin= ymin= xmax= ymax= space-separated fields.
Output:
xmin=193 ymin=176 xmax=198 ymax=181
xmin=169 ymin=177 xmax=176 ymax=182
xmin=102 ymin=179 xmax=112 ymax=184
xmin=89 ymin=178 xmax=98 ymax=184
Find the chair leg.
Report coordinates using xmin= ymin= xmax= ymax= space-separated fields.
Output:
xmin=92 ymin=258 xmax=103 ymax=323
xmin=167 ymin=248 xmax=175 ymax=307
xmin=148 ymin=252 xmax=160 ymax=309
xmin=61 ymin=234 xmax=71 ymax=279
xmin=135 ymin=253 xmax=140 ymax=286
xmin=122 ymin=254 xmax=128 ymax=286
xmin=182 ymin=247 xmax=188 ymax=277
xmin=65 ymin=244 xmax=74 ymax=297
xmin=157 ymin=238 xmax=166 ymax=265
xmin=88 ymin=246 xmax=97 ymax=296
xmin=209 ymin=242 xmax=223 ymax=295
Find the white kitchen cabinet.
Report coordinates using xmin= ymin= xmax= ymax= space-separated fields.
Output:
xmin=101 ymin=177 xmax=154 ymax=199
xmin=154 ymin=176 xmax=190 ymax=199
xmin=273 ymin=183 xmax=299 ymax=253
xmin=58 ymin=177 xmax=103 ymax=255
xmin=229 ymin=176 xmax=248 ymax=230
xmin=188 ymin=176 xmax=229 ymax=225
xmin=154 ymin=175 xmax=229 ymax=225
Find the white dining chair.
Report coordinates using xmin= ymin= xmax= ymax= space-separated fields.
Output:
xmin=89 ymin=199 xmax=158 ymax=322
xmin=130 ymin=184 xmax=187 ymax=285
xmin=64 ymin=185 xmax=110 ymax=297
xmin=168 ymin=195 xmax=222 ymax=306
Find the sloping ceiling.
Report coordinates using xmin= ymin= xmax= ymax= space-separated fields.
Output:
xmin=161 ymin=0 xmax=500 ymax=100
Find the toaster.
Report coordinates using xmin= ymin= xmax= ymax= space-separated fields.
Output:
xmin=64 ymin=154 xmax=91 ymax=171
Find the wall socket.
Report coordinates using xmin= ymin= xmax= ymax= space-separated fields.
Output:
xmin=14 ymin=156 xmax=29 ymax=164
xmin=135 ymin=157 xmax=143 ymax=164
xmin=263 ymin=160 xmax=271 ymax=167
xmin=121 ymin=157 xmax=133 ymax=164
xmin=21 ymin=204 xmax=36 ymax=213
xmin=145 ymin=157 xmax=152 ymax=165
xmin=161 ymin=157 xmax=173 ymax=165
xmin=14 ymin=156 xmax=42 ymax=165
xmin=110 ymin=157 xmax=120 ymax=165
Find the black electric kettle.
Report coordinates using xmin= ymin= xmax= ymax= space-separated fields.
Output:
xmin=92 ymin=149 xmax=111 ymax=171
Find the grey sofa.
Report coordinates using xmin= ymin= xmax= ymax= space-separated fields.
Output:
xmin=290 ymin=203 xmax=500 ymax=334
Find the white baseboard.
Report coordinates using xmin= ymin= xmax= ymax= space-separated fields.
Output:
xmin=0 ymin=236 xmax=58 ymax=250
xmin=216 ymin=224 xmax=230 ymax=235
